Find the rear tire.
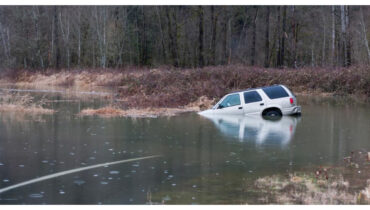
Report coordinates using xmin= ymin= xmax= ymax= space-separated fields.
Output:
xmin=262 ymin=108 xmax=283 ymax=121
xmin=264 ymin=110 xmax=282 ymax=117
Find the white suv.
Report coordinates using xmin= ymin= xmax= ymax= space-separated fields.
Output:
xmin=199 ymin=85 xmax=301 ymax=116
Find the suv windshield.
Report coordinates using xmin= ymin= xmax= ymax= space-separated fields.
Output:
xmin=262 ymin=86 xmax=289 ymax=99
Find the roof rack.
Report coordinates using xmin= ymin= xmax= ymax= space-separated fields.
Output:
xmin=229 ymin=84 xmax=281 ymax=94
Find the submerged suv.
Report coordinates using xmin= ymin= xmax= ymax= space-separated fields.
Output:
xmin=199 ymin=85 xmax=301 ymax=116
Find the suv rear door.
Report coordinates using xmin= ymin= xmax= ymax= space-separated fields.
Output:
xmin=242 ymin=90 xmax=264 ymax=115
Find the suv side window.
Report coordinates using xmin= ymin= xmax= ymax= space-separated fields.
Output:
xmin=218 ymin=94 xmax=241 ymax=108
xmin=243 ymin=91 xmax=262 ymax=104
xmin=262 ymin=86 xmax=289 ymax=99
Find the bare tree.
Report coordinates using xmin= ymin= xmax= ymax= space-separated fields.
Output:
xmin=32 ymin=7 xmax=44 ymax=69
xmin=251 ymin=6 xmax=258 ymax=66
xmin=280 ymin=6 xmax=287 ymax=67
xmin=53 ymin=6 xmax=61 ymax=69
xmin=211 ymin=6 xmax=218 ymax=65
xmin=0 ymin=21 xmax=11 ymax=65
xmin=59 ymin=8 xmax=71 ymax=69
xmin=340 ymin=5 xmax=351 ymax=67
xmin=155 ymin=7 xmax=167 ymax=63
xmin=0 ymin=6 xmax=370 ymax=69
xmin=321 ymin=8 xmax=326 ymax=66
xmin=345 ymin=6 xmax=351 ymax=66
xmin=331 ymin=6 xmax=336 ymax=66
xmin=94 ymin=6 xmax=107 ymax=68
xmin=264 ymin=7 xmax=270 ymax=68
xmin=359 ymin=7 xmax=370 ymax=63
xmin=291 ymin=6 xmax=298 ymax=68
xmin=222 ymin=8 xmax=228 ymax=65
xmin=311 ymin=42 xmax=315 ymax=67
xmin=198 ymin=6 xmax=204 ymax=67
xmin=165 ymin=7 xmax=179 ymax=67
xmin=276 ymin=6 xmax=281 ymax=67
xmin=227 ymin=17 xmax=232 ymax=64
xmin=77 ymin=7 xmax=81 ymax=67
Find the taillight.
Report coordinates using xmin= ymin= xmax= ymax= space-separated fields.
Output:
xmin=290 ymin=97 xmax=294 ymax=105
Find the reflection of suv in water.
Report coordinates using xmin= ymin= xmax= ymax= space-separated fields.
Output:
xmin=199 ymin=85 xmax=301 ymax=116
xmin=200 ymin=114 xmax=300 ymax=146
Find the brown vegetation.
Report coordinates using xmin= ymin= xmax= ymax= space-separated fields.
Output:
xmin=0 ymin=92 xmax=54 ymax=114
xmin=79 ymin=96 xmax=215 ymax=117
xmin=9 ymin=69 xmax=129 ymax=88
xmin=255 ymin=173 xmax=358 ymax=204
xmin=79 ymin=106 xmax=193 ymax=118
xmin=116 ymin=65 xmax=370 ymax=108
xmin=2 ymin=65 xmax=370 ymax=110
xmin=254 ymin=150 xmax=370 ymax=204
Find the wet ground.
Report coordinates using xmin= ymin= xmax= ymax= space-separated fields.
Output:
xmin=0 ymin=88 xmax=370 ymax=204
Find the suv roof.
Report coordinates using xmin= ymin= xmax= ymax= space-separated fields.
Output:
xmin=229 ymin=84 xmax=282 ymax=95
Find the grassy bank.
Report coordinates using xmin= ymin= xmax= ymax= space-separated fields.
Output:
xmin=2 ymin=65 xmax=370 ymax=110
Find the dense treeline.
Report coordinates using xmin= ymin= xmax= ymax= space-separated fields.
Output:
xmin=0 ymin=6 xmax=370 ymax=70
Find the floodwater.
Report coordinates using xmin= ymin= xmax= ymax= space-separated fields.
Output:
xmin=0 ymin=89 xmax=370 ymax=204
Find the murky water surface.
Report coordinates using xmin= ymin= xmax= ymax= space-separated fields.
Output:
xmin=0 ymin=89 xmax=370 ymax=204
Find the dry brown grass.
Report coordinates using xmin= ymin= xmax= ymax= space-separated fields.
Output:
xmin=0 ymin=92 xmax=54 ymax=114
xmin=79 ymin=106 xmax=197 ymax=118
xmin=254 ymin=150 xmax=370 ymax=204
xmin=255 ymin=174 xmax=358 ymax=204
xmin=186 ymin=96 xmax=216 ymax=110
xmin=0 ymin=104 xmax=54 ymax=114
xmin=12 ymin=70 xmax=129 ymax=88
xmin=79 ymin=96 xmax=214 ymax=117
xmin=79 ymin=106 xmax=125 ymax=117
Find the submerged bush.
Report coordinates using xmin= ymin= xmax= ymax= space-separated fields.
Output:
xmin=0 ymin=92 xmax=54 ymax=114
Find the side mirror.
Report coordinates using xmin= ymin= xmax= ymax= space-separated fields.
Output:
xmin=218 ymin=104 xmax=224 ymax=109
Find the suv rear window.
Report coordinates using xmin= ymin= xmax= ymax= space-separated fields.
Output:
xmin=262 ymin=86 xmax=289 ymax=99
xmin=243 ymin=91 xmax=262 ymax=104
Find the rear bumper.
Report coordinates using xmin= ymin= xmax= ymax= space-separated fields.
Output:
xmin=282 ymin=106 xmax=301 ymax=115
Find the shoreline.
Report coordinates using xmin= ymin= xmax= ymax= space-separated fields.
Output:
xmin=1 ymin=65 xmax=369 ymax=117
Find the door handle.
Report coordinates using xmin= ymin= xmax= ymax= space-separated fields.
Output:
xmin=238 ymin=107 xmax=243 ymax=109
xmin=260 ymin=103 xmax=264 ymax=106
